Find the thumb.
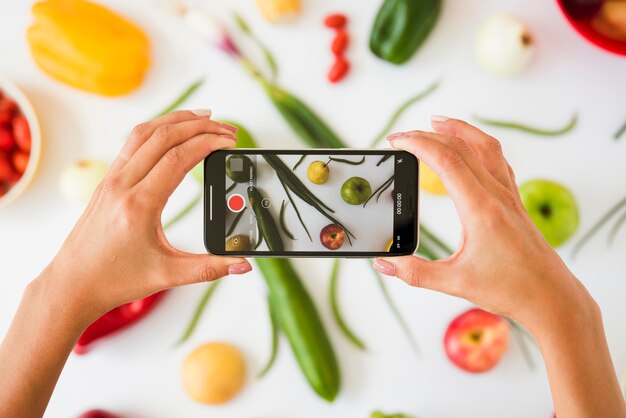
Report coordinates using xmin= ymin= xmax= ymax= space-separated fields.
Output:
xmin=170 ymin=253 xmax=252 ymax=286
xmin=373 ymin=255 xmax=451 ymax=293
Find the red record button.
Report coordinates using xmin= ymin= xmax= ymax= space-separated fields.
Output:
xmin=227 ymin=194 xmax=245 ymax=213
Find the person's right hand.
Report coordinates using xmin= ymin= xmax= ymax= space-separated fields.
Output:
xmin=373 ymin=116 xmax=598 ymax=331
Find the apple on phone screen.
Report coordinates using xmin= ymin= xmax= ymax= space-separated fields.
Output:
xmin=203 ymin=149 xmax=419 ymax=257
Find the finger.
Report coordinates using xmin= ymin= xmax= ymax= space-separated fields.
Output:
xmin=431 ymin=116 xmax=513 ymax=190
xmin=137 ymin=133 xmax=236 ymax=206
xmin=373 ymin=256 xmax=457 ymax=294
xmin=388 ymin=131 xmax=488 ymax=218
xmin=122 ymin=118 xmax=237 ymax=187
xmin=168 ymin=252 xmax=252 ymax=287
xmin=111 ymin=109 xmax=213 ymax=172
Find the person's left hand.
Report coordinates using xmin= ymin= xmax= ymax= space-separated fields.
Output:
xmin=38 ymin=110 xmax=251 ymax=325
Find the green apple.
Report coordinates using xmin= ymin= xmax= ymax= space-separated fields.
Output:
xmin=341 ymin=176 xmax=372 ymax=205
xmin=519 ymin=179 xmax=579 ymax=247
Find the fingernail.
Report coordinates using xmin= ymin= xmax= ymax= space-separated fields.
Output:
xmin=431 ymin=115 xmax=449 ymax=123
xmin=219 ymin=122 xmax=239 ymax=133
xmin=373 ymin=258 xmax=396 ymax=276
xmin=192 ymin=109 xmax=212 ymax=117
xmin=228 ymin=262 xmax=252 ymax=275
xmin=387 ymin=132 xmax=407 ymax=141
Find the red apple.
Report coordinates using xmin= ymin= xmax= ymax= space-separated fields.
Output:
xmin=444 ymin=308 xmax=509 ymax=373
xmin=320 ymin=223 xmax=345 ymax=250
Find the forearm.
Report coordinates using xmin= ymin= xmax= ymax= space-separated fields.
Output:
xmin=0 ymin=269 xmax=94 ymax=418
xmin=529 ymin=291 xmax=626 ymax=418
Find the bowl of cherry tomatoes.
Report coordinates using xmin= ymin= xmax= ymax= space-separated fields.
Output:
xmin=557 ymin=0 xmax=626 ymax=55
xmin=0 ymin=76 xmax=42 ymax=209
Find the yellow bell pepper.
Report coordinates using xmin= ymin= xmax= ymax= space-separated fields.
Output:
xmin=27 ymin=0 xmax=150 ymax=96
xmin=256 ymin=0 xmax=300 ymax=23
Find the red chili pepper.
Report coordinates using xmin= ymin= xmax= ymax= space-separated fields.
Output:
xmin=331 ymin=30 xmax=349 ymax=56
xmin=328 ymin=57 xmax=350 ymax=83
xmin=323 ymin=13 xmax=347 ymax=30
xmin=73 ymin=291 xmax=167 ymax=355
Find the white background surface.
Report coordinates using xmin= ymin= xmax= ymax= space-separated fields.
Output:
xmin=225 ymin=153 xmax=395 ymax=252
xmin=1 ymin=1 xmax=626 ymax=417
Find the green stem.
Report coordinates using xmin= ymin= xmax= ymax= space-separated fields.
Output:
xmin=474 ymin=113 xmax=577 ymax=137
xmin=608 ymin=210 xmax=626 ymax=246
xmin=369 ymin=81 xmax=441 ymax=147
xmin=258 ymin=296 xmax=280 ymax=378
xmin=372 ymin=265 xmax=421 ymax=359
xmin=420 ymin=224 xmax=454 ymax=256
xmin=614 ymin=119 xmax=626 ymax=141
xmin=163 ymin=191 xmax=202 ymax=230
xmin=505 ymin=318 xmax=536 ymax=371
xmin=233 ymin=13 xmax=278 ymax=81
xmin=175 ymin=280 xmax=221 ymax=345
xmin=571 ymin=196 xmax=626 ymax=258
xmin=154 ymin=79 xmax=204 ymax=119
xmin=330 ymin=260 xmax=366 ymax=350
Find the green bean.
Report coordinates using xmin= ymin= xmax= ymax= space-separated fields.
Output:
xmin=292 ymin=155 xmax=306 ymax=171
xmin=225 ymin=181 xmax=237 ymax=194
xmin=258 ymin=296 xmax=280 ymax=378
xmin=329 ymin=260 xmax=366 ymax=350
xmin=153 ymin=79 xmax=204 ymax=119
xmin=615 ymin=119 xmax=626 ymax=141
xmin=279 ymin=200 xmax=296 ymax=240
xmin=279 ymin=178 xmax=312 ymax=241
xmin=571 ymin=196 xmax=626 ymax=258
xmin=175 ymin=280 xmax=221 ymax=345
xmin=376 ymin=154 xmax=392 ymax=166
xmin=363 ymin=174 xmax=394 ymax=207
xmin=327 ymin=156 xmax=365 ymax=166
xmin=225 ymin=207 xmax=247 ymax=237
xmin=369 ymin=81 xmax=440 ymax=147
xmin=474 ymin=113 xmax=577 ymax=137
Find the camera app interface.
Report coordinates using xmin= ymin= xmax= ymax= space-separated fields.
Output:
xmin=223 ymin=152 xmax=403 ymax=253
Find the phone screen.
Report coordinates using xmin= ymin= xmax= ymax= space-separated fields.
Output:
xmin=204 ymin=150 xmax=418 ymax=257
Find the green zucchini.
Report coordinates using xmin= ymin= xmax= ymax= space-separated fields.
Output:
xmin=370 ymin=0 xmax=441 ymax=65
xmin=256 ymin=258 xmax=341 ymax=402
xmin=248 ymin=186 xmax=284 ymax=252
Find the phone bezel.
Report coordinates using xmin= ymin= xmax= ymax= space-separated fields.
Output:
xmin=204 ymin=149 xmax=419 ymax=258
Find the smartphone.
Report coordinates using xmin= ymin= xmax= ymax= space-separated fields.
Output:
xmin=204 ymin=149 xmax=419 ymax=257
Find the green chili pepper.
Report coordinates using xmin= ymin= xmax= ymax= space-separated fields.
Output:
xmin=257 ymin=258 xmax=341 ymax=402
xmin=474 ymin=113 xmax=578 ymax=137
xmin=369 ymin=0 xmax=441 ymax=65
xmin=258 ymin=296 xmax=280 ymax=378
xmin=248 ymin=186 xmax=285 ymax=252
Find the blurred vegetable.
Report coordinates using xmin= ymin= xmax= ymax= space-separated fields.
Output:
xmin=474 ymin=113 xmax=577 ymax=136
xmin=74 ymin=292 xmax=166 ymax=354
xmin=0 ymin=95 xmax=31 ymax=192
xmin=324 ymin=13 xmax=347 ymax=30
xmin=571 ymin=196 xmax=626 ymax=258
xmin=332 ymin=30 xmax=350 ymax=56
xmin=591 ymin=1 xmax=626 ymax=41
xmin=257 ymin=258 xmax=340 ymax=402
xmin=78 ymin=410 xmax=122 ymax=418
xmin=615 ymin=119 xmax=626 ymax=140
xmin=175 ymin=281 xmax=221 ymax=346
xmin=59 ymin=160 xmax=110 ymax=204
xmin=369 ymin=0 xmax=441 ymax=65
xmin=255 ymin=0 xmax=300 ymax=23
xmin=28 ymin=0 xmax=150 ymax=96
xmin=234 ymin=13 xmax=278 ymax=80
xmin=475 ymin=14 xmax=535 ymax=77
xmin=371 ymin=411 xmax=417 ymax=418
xmin=325 ymin=15 xmax=351 ymax=83
xmin=258 ymin=296 xmax=280 ymax=378
xmin=153 ymin=79 xmax=204 ymax=119
xmin=330 ymin=259 xmax=366 ymax=350
xmin=420 ymin=163 xmax=447 ymax=195
xmin=181 ymin=342 xmax=246 ymax=404
xmin=279 ymin=200 xmax=295 ymax=240
xmin=328 ymin=57 xmax=350 ymax=83
xmin=562 ymin=0 xmax=604 ymax=19
xmin=249 ymin=186 xmax=285 ymax=252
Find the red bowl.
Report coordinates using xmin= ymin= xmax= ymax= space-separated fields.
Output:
xmin=556 ymin=0 xmax=626 ymax=56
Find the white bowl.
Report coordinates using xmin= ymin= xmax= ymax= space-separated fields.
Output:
xmin=0 ymin=76 xmax=42 ymax=209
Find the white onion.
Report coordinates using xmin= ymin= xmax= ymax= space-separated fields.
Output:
xmin=476 ymin=14 xmax=535 ymax=77
xmin=59 ymin=160 xmax=110 ymax=204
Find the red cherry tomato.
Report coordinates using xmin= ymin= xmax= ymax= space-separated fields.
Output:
xmin=0 ymin=154 xmax=19 ymax=185
xmin=12 ymin=116 xmax=31 ymax=153
xmin=12 ymin=151 xmax=29 ymax=174
xmin=331 ymin=30 xmax=349 ymax=55
xmin=323 ymin=13 xmax=347 ymax=29
xmin=328 ymin=57 xmax=350 ymax=83
xmin=0 ymin=129 xmax=16 ymax=152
